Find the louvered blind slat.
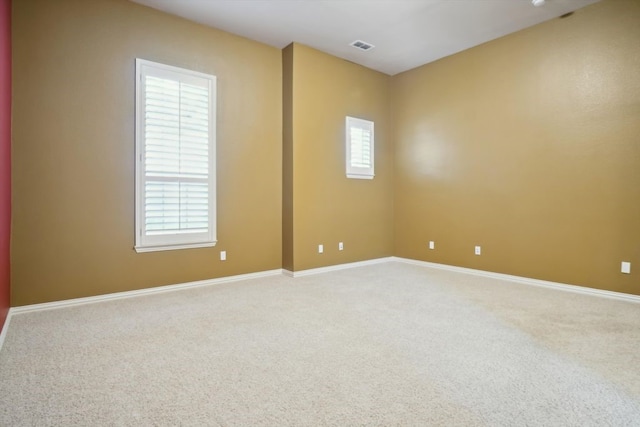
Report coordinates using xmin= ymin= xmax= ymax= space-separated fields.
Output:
xmin=144 ymin=181 xmax=209 ymax=234
xmin=350 ymin=127 xmax=372 ymax=168
xmin=144 ymin=77 xmax=209 ymax=181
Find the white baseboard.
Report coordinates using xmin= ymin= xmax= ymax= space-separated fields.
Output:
xmin=284 ymin=257 xmax=394 ymax=278
xmin=1 ymin=268 xmax=286 ymax=351
xmin=0 ymin=312 xmax=12 ymax=352
xmin=2 ymin=257 xmax=637 ymax=353
xmin=392 ymin=257 xmax=640 ymax=304
xmin=9 ymin=269 xmax=284 ymax=316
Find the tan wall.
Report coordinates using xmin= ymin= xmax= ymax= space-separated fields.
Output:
xmin=282 ymin=44 xmax=294 ymax=271
xmin=286 ymin=44 xmax=393 ymax=271
xmin=11 ymin=0 xmax=282 ymax=305
xmin=12 ymin=0 xmax=638 ymax=304
xmin=393 ymin=0 xmax=640 ymax=294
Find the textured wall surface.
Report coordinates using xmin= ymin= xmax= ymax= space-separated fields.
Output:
xmin=393 ymin=0 xmax=640 ymax=294
xmin=11 ymin=0 xmax=282 ymax=305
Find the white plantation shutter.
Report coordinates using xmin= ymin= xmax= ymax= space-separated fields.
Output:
xmin=135 ymin=59 xmax=216 ymax=252
xmin=346 ymin=116 xmax=374 ymax=179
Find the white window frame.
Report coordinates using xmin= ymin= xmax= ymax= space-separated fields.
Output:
xmin=346 ymin=116 xmax=374 ymax=179
xmin=135 ymin=59 xmax=217 ymax=253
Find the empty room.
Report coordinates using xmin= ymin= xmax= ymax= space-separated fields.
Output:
xmin=1 ymin=0 xmax=639 ymax=424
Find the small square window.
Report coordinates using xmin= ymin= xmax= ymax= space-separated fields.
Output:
xmin=346 ymin=116 xmax=374 ymax=179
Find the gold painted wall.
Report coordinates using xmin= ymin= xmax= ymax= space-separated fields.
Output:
xmin=11 ymin=0 xmax=638 ymax=305
xmin=282 ymin=44 xmax=294 ymax=271
xmin=393 ymin=0 xmax=640 ymax=294
xmin=12 ymin=0 xmax=282 ymax=305
xmin=285 ymin=44 xmax=393 ymax=271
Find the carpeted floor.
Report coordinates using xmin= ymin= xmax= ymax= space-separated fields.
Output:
xmin=1 ymin=261 xmax=639 ymax=426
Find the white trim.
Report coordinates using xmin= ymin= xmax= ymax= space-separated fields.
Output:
xmin=10 ymin=269 xmax=283 ymax=315
xmin=392 ymin=257 xmax=640 ymax=304
xmin=3 ymin=257 xmax=638 ymax=353
xmin=134 ymin=240 xmax=217 ymax=253
xmin=284 ymin=257 xmax=394 ymax=278
xmin=0 ymin=311 xmax=12 ymax=352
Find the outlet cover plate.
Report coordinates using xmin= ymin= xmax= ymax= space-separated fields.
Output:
xmin=621 ymin=261 xmax=631 ymax=274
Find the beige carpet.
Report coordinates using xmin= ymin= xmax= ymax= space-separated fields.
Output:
xmin=1 ymin=261 xmax=639 ymax=426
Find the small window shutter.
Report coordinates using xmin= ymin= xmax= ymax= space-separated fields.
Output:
xmin=346 ymin=116 xmax=374 ymax=179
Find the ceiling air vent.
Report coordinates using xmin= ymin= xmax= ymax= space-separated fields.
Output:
xmin=350 ymin=40 xmax=375 ymax=51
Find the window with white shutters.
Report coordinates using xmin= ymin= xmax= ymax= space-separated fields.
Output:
xmin=135 ymin=59 xmax=216 ymax=252
xmin=346 ymin=116 xmax=374 ymax=179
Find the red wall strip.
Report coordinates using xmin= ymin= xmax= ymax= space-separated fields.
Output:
xmin=0 ymin=0 xmax=11 ymax=331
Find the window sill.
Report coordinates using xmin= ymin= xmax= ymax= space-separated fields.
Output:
xmin=135 ymin=241 xmax=217 ymax=253
xmin=347 ymin=174 xmax=374 ymax=180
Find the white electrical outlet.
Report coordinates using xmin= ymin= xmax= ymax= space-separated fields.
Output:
xmin=220 ymin=251 xmax=226 ymax=261
xmin=475 ymin=246 xmax=481 ymax=255
xmin=318 ymin=244 xmax=324 ymax=254
xmin=429 ymin=241 xmax=435 ymax=250
xmin=621 ymin=261 xmax=631 ymax=274
xmin=339 ymin=242 xmax=344 ymax=251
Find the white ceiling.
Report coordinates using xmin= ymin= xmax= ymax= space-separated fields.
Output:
xmin=130 ymin=0 xmax=600 ymax=75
